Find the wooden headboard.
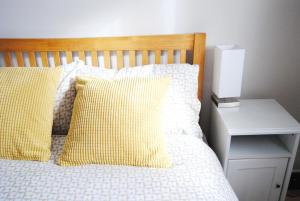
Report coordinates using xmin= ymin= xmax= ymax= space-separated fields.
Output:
xmin=0 ymin=33 xmax=206 ymax=99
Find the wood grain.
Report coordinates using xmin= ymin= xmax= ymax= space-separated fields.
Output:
xmin=142 ymin=50 xmax=148 ymax=65
xmin=180 ymin=49 xmax=186 ymax=63
xmin=193 ymin=33 xmax=206 ymax=99
xmin=104 ymin=51 xmax=111 ymax=68
xmin=66 ymin=51 xmax=73 ymax=63
xmin=91 ymin=51 xmax=98 ymax=66
xmin=16 ymin=51 xmax=24 ymax=67
xmin=0 ymin=34 xmax=195 ymax=51
xmin=53 ymin=51 xmax=60 ymax=66
xmin=0 ymin=33 xmax=206 ymax=99
xmin=40 ymin=52 xmax=49 ymax=67
xmin=28 ymin=51 xmax=37 ymax=67
xmin=78 ymin=51 xmax=85 ymax=63
xmin=168 ymin=49 xmax=174 ymax=64
xmin=4 ymin=52 xmax=11 ymax=66
xmin=117 ymin=50 xmax=123 ymax=69
xmin=129 ymin=50 xmax=136 ymax=67
xmin=155 ymin=50 xmax=161 ymax=64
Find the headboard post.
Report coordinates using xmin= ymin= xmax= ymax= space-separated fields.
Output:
xmin=193 ymin=33 xmax=206 ymax=100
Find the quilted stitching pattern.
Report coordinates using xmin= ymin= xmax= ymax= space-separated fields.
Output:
xmin=0 ymin=135 xmax=237 ymax=201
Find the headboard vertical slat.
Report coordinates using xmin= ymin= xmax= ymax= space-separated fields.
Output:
xmin=117 ymin=50 xmax=123 ymax=69
xmin=41 ymin=52 xmax=49 ymax=67
xmin=78 ymin=51 xmax=85 ymax=63
xmin=168 ymin=49 xmax=174 ymax=64
xmin=142 ymin=50 xmax=148 ymax=65
xmin=104 ymin=51 xmax=111 ymax=68
xmin=16 ymin=51 xmax=25 ymax=67
xmin=66 ymin=51 xmax=73 ymax=63
xmin=180 ymin=49 xmax=186 ymax=63
xmin=129 ymin=50 xmax=136 ymax=67
xmin=53 ymin=51 xmax=61 ymax=66
xmin=91 ymin=51 xmax=98 ymax=66
xmin=155 ymin=50 xmax=161 ymax=64
xmin=28 ymin=52 xmax=37 ymax=67
xmin=4 ymin=52 xmax=12 ymax=66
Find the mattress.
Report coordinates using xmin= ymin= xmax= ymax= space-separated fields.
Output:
xmin=0 ymin=134 xmax=237 ymax=201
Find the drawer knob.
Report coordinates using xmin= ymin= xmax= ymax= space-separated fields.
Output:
xmin=276 ymin=184 xmax=281 ymax=188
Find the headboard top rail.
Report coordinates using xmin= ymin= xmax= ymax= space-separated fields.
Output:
xmin=0 ymin=34 xmax=196 ymax=51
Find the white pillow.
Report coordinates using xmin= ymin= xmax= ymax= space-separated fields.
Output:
xmin=115 ymin=64 xmax=202 ymax=137
xmin=53 ymin=62 xmax=116 ymax=134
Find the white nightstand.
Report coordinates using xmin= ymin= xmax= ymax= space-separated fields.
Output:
xmin=209 ymin=99 xmax=300 ymax=201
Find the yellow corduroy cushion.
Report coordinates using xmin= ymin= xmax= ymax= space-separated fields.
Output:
xmin=59 ymin=76 xmax=172 ymax=168
xmin=0 ymin=67 xmax=61 ymax=161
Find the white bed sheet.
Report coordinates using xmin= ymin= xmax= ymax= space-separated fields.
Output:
xmin=0 ymin=135 xmax=237 ymax=201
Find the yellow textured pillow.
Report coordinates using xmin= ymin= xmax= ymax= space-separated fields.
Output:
xmin=59 ymin=76 xmax=171 ymax=168
xmin=0 ymin=67 xmax=61 ymax=161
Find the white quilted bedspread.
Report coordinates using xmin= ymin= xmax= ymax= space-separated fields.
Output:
xmin=0 ymin=135 xmax=237 ymax=201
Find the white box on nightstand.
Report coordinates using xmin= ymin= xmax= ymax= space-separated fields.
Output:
xmin=209 ymin=99 xmax=300 ymax=201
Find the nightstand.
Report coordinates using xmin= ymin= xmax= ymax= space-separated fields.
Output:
xmin=209 ymin=99 xmax=300 ymax=201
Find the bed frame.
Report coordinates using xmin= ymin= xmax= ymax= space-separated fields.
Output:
xmin=0 ymin=33 xmax=206 ymax=99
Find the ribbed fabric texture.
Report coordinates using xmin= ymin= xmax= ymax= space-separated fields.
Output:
xmin=0 ymin=67 xmax=61 ymax=161
xmin=59 ymin=76 xmax=172 ymax=168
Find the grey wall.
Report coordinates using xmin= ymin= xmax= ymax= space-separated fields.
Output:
xmin=1 ymin=0 xmax=300 ymax=169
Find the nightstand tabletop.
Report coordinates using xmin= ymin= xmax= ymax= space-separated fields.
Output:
xmin=216 ymin=99 xmax=300 ymax=135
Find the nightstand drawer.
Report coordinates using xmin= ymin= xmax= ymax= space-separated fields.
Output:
xmin=227 ymin=158 xmax=288 ymax=201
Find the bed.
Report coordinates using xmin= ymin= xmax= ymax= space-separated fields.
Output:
xmin=0 ymin=33 xmax=238 ymax=201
